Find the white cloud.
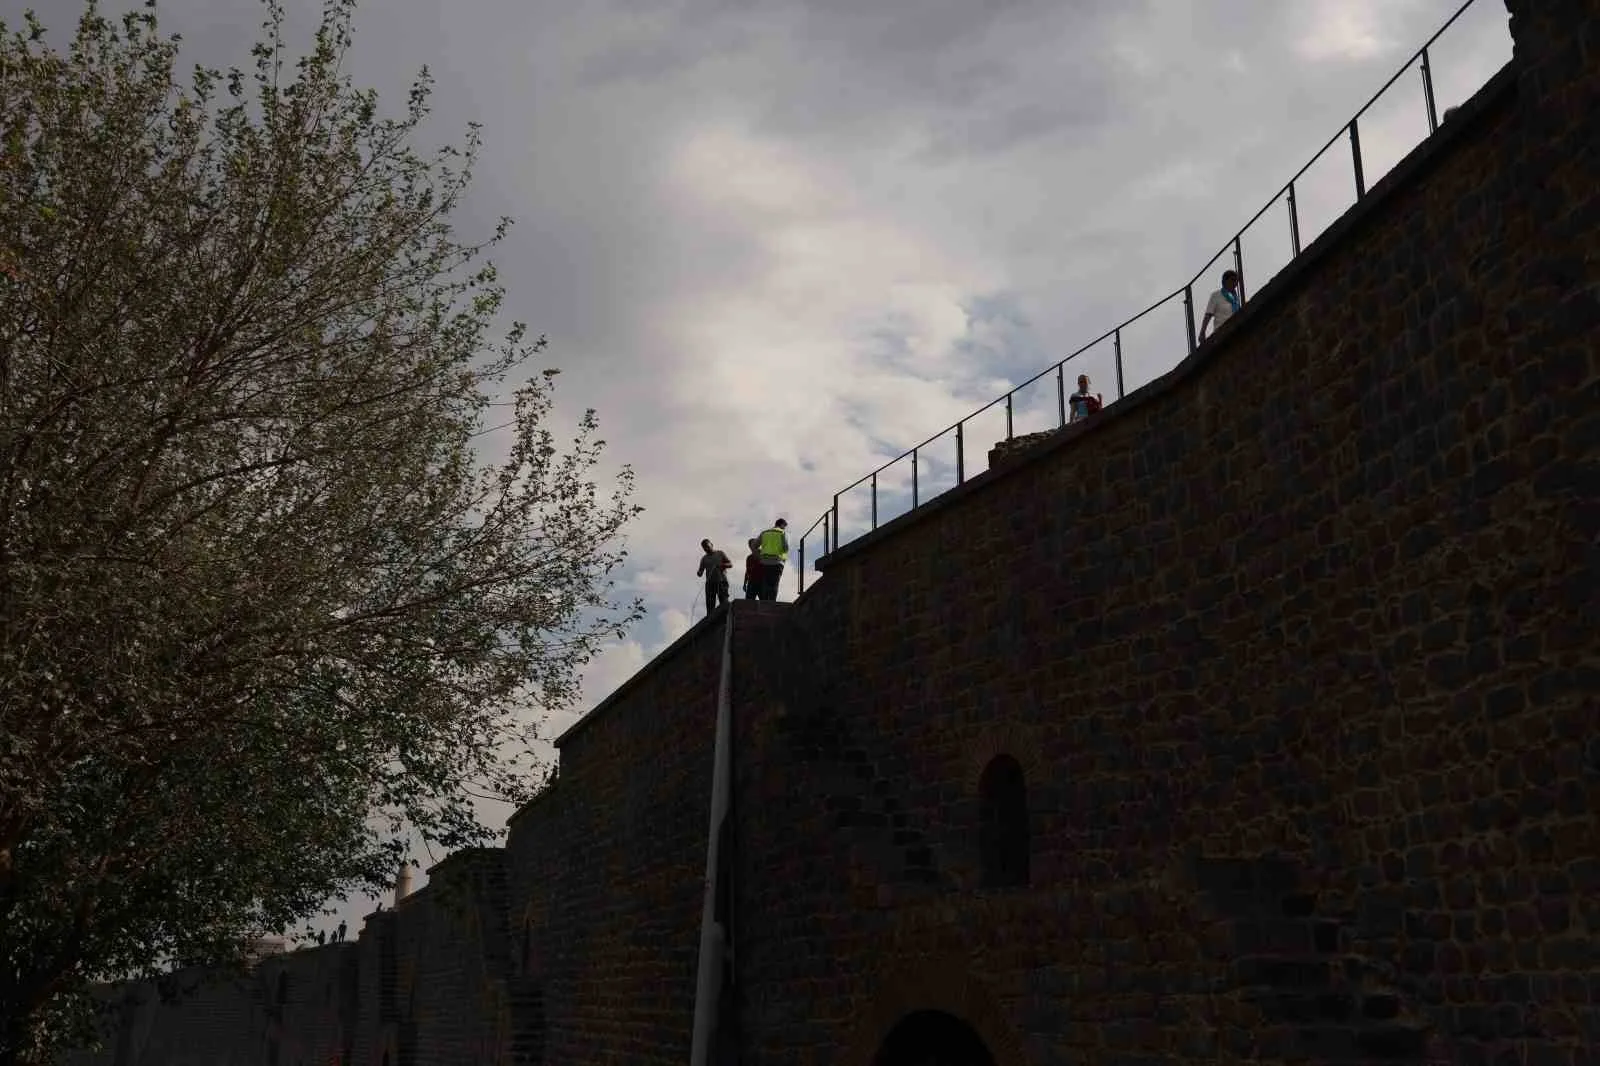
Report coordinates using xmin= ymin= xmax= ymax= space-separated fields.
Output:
xmin=1295 ymin=0 xmax=1426 ymax=63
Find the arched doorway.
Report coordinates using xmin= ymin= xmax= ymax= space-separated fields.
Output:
xmin=872 ymin=1010 xmax=998 ymax=1066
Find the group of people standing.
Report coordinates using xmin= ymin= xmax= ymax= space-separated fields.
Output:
xmin=697 ymin=518 xmax=788 ymax=613
xmin=686 ymin=272 xmax=1247 ymax=619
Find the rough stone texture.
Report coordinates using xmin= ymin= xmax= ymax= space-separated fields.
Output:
xmin=504 ymin=610 xmax=730 ymax=1066
xmin=988 ymin=428 xmax=1066 ymax=469
xmin=57 ymin=2 xmax=1598 ymax=1063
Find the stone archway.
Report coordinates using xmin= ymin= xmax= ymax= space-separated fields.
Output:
xmin=844 ymin=960 xmax=1028 ymax=1066
xmin=872 ymin=1010 xmax=997 ymax=1066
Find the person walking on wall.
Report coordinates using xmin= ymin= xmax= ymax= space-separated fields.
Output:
xmin=697 ymin=538 xmax=733 ymax=615
xmin=1198 ymin=269 xmax=1243 ymax=343
xmin=756 ymin=519 xmax=788 ymax=601
xmin=742 ymin=537 xmax=762 ymax=600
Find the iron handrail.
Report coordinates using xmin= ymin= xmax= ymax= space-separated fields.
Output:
xmin=795 ymin=0 xmax=1492 ymax=596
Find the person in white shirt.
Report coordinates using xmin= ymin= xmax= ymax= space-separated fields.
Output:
xmin=1198 ymin=269 xmax=1242 ymax=343
xmin=1069 ymin=374 xmax=1103 ymax=423
xmin=696 ymin=538 xmax=733 ymax=615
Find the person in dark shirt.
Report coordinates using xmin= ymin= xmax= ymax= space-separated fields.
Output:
xmin=697 ymin=538 xmax=732 ymax=615
xmin=742 ymin=538 xmax=762 ymax=600
xmin=1069 ymin=373 xmax=1103 ymax=423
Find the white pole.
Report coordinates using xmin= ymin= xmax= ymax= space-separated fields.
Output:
xmin=689 ymin=606 xmax=736 ymax=1065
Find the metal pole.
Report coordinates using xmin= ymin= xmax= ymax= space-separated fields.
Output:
xmin=870 ymin=472 xmax=878 ymax=530
xmin=1287 ymin=181 xmax=1302 ymax=256
xmin=831 ymin=494 xmax=839 ymax=554
xmin=956 ymin=422 xmax=965 ymax=484
xmin=1420 ymin=47 xmax=1439 ymax=134
xmin=688 ymin=612 xmax=735 ymax=1066
xmin=911 ymin=449 xmax=919 ymax=508
xmin=798 ymin=537 xmax=805 ymax=593
xmin=1232 ymin=235 xmax=1246 ymax=304
xmin=1005 ymin=393 xmax=1014 ymax=441
xmin=1184 ymin=286 xmax=1197 ymax=353
xmin=1349 ymin=119 xmax=1366 ymax=198
xmin=1056 ymin=365 xmax=1065 ymax=426
xmin=1113 ymin=329 xmax=1125 ymax=400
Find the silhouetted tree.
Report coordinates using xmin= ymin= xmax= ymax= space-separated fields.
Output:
xmin=0 ymin=2 xmax=642 ymax=1060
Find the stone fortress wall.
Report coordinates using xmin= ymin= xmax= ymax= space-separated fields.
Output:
xmin=63 ymin=1 xmax=1597 ymax=1062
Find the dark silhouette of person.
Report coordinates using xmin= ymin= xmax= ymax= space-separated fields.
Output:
xmin=742 ymin=538 xmax=762 ymax=600
xmin=697 ymin=538 xmax=733 ymax=615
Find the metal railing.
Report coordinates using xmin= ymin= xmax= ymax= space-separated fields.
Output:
xmin=795 ymin=0 xmax=1500 ymax=596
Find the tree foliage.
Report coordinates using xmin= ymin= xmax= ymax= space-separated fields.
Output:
xmin=0 ymin=1 xmax=642 ymax=1059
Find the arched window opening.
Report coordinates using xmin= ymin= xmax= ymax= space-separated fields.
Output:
xmin=978 ymin=754 xmax=1029 ymax=888
xmin=872 ymin=1009 xmax=997 ymax=1066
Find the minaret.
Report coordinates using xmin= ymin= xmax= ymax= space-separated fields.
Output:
xmin=394 ymin=860 xmax=413 ymax=906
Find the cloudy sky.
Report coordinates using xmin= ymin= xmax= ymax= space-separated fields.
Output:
xmin=11 ymin=0 xmax=1513 ymax=933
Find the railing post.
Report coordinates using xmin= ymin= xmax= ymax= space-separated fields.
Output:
xmin=1287 ymin=180 xmax=1302 ymax=256
xmin=956 ymin=421 xmax=965 ymax=485
xmin=1349 ymin=118 xmax=1366 ymax=198
xmin=1232 ymin=235 xmax=1246 ymax=304
xmin=1005 ymin=393 xmax=1014 ymax=441
xmin=1113 ymin=329 xmax=1125 ymax=400
xmin=1056 ymin=364 xmax=1066 ymax=426
xmin=911 ymin=449 xmax=919 ymax=508
xmin=1184 ymin=285 xmax=1197 ymax=353
xmin=823 ymin=510 xmax=830 ymax=555
xmin=1420 ymin=46 xmax=1439 ymax=134
xmin=870 ymin=472 xmax=878 ymax=530
xmin=831 ymin=494 xmax=839 ymax=554
xmin=798 ymin=536 xmax=805 ymax=593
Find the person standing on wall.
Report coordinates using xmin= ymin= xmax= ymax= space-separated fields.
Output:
xmin=742 ymin=538 xmax=763 ymax=601
xmin=1197 ymin=268 xmax=1243 ymax=343
xmin=757 ymin=518 xmax=788 ymax=601
xmin=1069 ymin=373 xmax=1103 ymax=423
xmin=697 ymin=538 xmax=733 ymax=615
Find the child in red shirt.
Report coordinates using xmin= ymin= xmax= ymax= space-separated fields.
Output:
xmin=742 ymin=538 xmax=762 ymax=600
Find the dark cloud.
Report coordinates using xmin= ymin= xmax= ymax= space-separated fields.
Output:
xmin=7 ymin=0 xmax=1514 ymax=927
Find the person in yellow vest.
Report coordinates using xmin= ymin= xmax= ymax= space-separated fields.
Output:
xmin=756 ymin=518 xmax=788 ymax=601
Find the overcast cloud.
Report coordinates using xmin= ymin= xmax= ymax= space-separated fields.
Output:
xmin=8 ymin=0 xmax=1513 ymax=932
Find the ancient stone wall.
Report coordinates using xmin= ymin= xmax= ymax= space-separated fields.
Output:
xmin=56 ymin=1 xmax=1598 ymax=1063
xmin=728 ymin=2 xmax=1599 ymax=1060
xmin=502 ymin=606 xmax=744 ymax=1065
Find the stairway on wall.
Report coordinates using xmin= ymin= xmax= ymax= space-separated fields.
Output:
xmin=747 ymin=610 xmax=949 ymax=900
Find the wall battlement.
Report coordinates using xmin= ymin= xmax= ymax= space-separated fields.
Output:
xmin=63 ymin=1 xmax=1598 ymax=1062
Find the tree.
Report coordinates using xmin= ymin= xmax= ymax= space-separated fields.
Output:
xmin=0 ymin=1 xmax=643 ymax=1060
